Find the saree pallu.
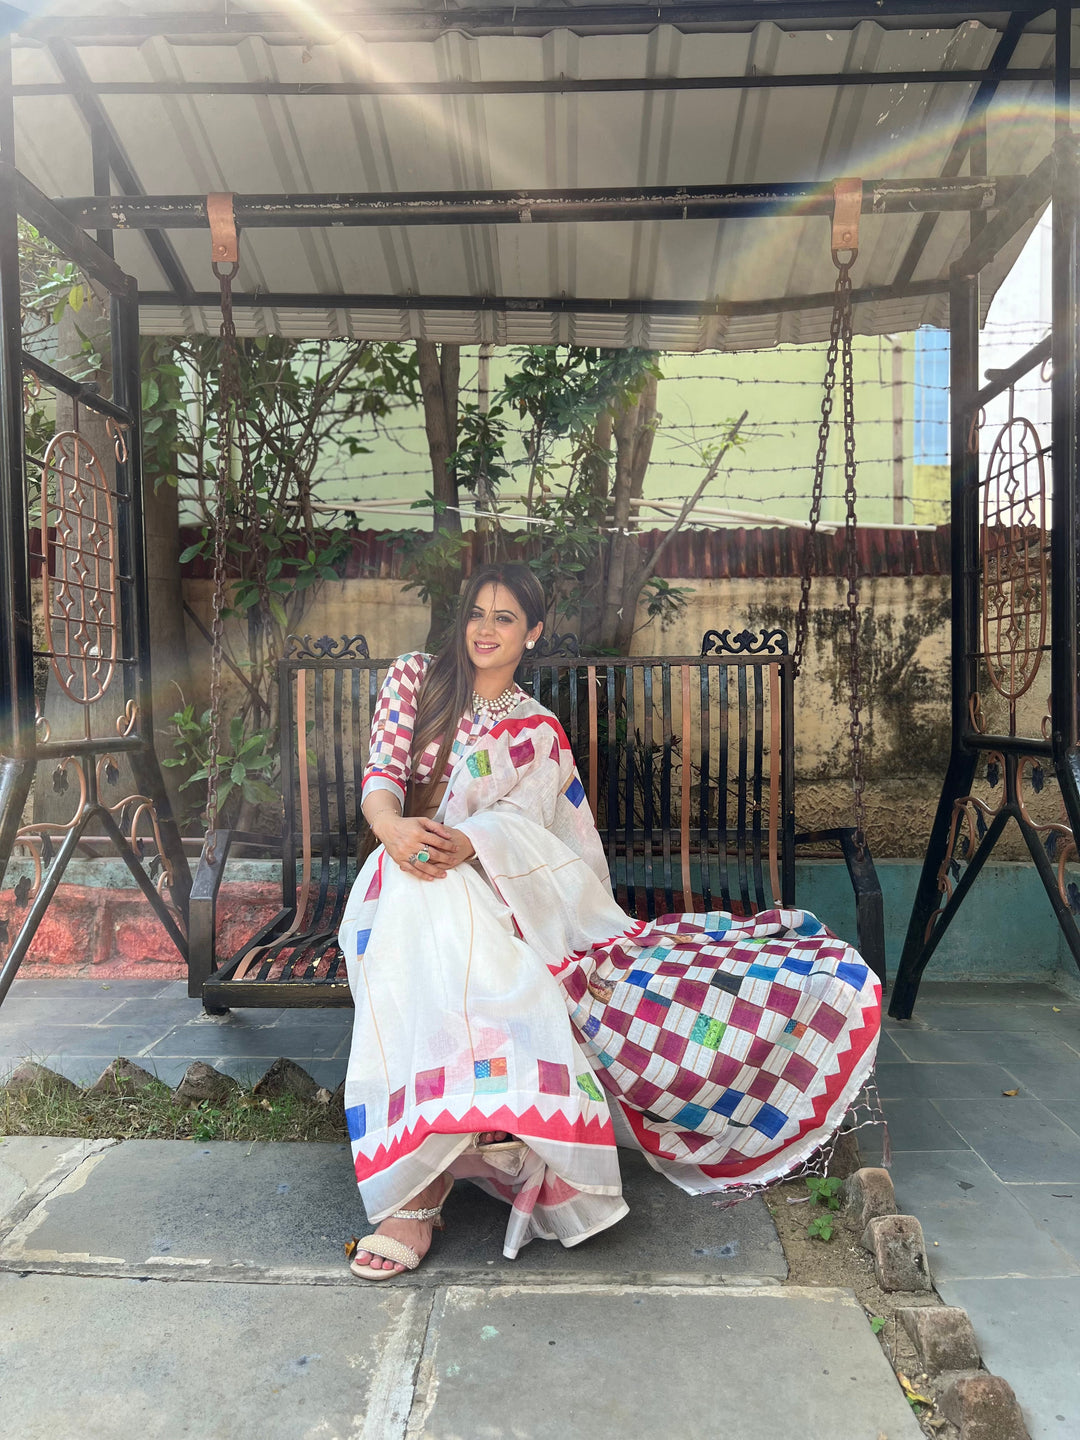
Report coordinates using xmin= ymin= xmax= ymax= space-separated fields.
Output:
xmin=340 ymin=703 xmax=880 ymax=1260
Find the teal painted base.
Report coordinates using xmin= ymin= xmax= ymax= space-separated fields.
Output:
xmin=7 ymin=855 xmax=1078 ymax=991
xmin=795 ymin=859 xmax=1079 ymax=992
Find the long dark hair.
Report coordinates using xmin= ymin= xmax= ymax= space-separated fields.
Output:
xmin=407 ymin=564 xmax=546 ymax=817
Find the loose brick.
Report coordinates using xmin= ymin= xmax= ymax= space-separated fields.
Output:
xmin=173 ymin=1060 xmax=239 ymax=1108
xmin=862 ymin=1213 xmax=933 ymax=1292
xmin=2 ymin=1061 xmax=79 ymax=1098
xmin=252 ymin=1057 xmax=318 ymax=1101
xmin=940 ymin=1373 xmax=1031 ymax=1440
xmin=897 ymin=1306 xmax=981 ymax=1374
xmin=86 ymin=1057 xmax=159 ymax=1097
xmin=843 ymin=1166 xmax=897 ymax=1230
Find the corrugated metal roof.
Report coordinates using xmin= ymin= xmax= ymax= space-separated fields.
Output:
xmin=9 ymin=8 xmax=1059 ymax=348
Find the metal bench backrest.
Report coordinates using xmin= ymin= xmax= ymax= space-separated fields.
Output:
xmin=276 ymin=629 xmax=794 ymax=946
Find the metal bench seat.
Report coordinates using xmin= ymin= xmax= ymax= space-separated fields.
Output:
xmin=189 ymin=629 xmax=885 ymax=1011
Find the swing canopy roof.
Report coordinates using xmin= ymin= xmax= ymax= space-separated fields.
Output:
xmin=5 ymin=1 xmax=1063 ymax=349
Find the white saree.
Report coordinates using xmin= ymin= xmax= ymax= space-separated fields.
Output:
xmin=340 ymin=702 xmax=881 ymax=1259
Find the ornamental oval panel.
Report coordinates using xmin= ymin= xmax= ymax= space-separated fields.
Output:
xmin=980 ymin=415 xmax=1048 ymax=704
xmin=41 ymin=430 xmax=119 ymax=705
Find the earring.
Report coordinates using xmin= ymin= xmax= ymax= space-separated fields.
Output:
xmin=526 ymin=640 xmax=535 ymax=650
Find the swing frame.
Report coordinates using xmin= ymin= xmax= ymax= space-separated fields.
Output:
xmin=0 ymin=4 xmax=1077 ymax=1016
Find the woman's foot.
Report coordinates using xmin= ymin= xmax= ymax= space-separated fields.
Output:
xmin=352 ymin=1174 xmax=452 ymax=1277
xmin=478 ymin=1131 xmax=511 ymax=1145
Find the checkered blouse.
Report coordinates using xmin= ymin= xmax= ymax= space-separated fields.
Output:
xmin=361 ymin=651 xmax=524 ymax=806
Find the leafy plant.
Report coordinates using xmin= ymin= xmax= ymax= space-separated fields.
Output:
xmin=869 ymin=1315 xmax=887 ymax=1335
xmin=806 ymin=1212 xmax=835 ymax=1242
xmin=805 ymin=1174 xmax=844 ymax=1241
xmin=165 ymin=702 xmax=278 ymax=827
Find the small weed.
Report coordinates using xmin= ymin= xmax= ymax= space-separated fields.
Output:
xmin=869 ymin=1316 xmax=887 ymax=1334
xmin=805 ymin=1174 xmax=843 ymax=1211
xmin=806 ymin=1213 xmax=835 ymax=1242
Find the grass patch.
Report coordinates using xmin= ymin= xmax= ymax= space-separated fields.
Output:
xmin=1 ymin=1075 xmax=348 ymax=1144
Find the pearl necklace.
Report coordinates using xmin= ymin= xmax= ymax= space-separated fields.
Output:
xmin=472 ymin=684 xmax=520 ymax=721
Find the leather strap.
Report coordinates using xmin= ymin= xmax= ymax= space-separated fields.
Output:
xmin=831 ymin=177 xmax=862 ymax=264
xmin=354 ymin=1234 xmax=420 ymax=1270
xmin=207 ymin=192 xmax=239 ymax=274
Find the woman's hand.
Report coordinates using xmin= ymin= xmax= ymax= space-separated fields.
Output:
xmin=375 ymin=815 xmax=457 ymax=881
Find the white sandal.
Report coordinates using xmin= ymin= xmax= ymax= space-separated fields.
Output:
xmin=464 ymin=1132 xmax=528 ymax=1177
xmin=349 ymin=1176 xmax=453 ymax=1281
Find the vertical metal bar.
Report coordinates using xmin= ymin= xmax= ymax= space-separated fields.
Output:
xmin=605 ymin=665 xmax=618 ymax=894
xmin=623 ymin=662 xmax=637 ymax=916
xmin=587 ymin=664 xmax=598 ymax=819
xmin=679 ymin=664 xmax=693 ymax=912
xmin=717 ymin=663 xmax=731 ymax=912
xmin=698 ymin=662 xmax=712 ymax=912
xmin=891 ymin=339 xmax=905 ymax=523
xmin=735 ymin=665 xmax=751 ymax=912
xmin=330 ymin=666 xmax=348 ymax=929
xmin=0 ymin=43 xmax=34 ymax=766
xmin=780 ymin=655 xmax=796 ymax=907
xmin=351 ymin=667 xmax=363 ymax=859
xmin=312 ymin=666 xmax=332 ymax=920
xmin=891 ymin=272 xmax=982 ymax=1017
xmin=279 ymin=665 xmax=298 ymax=909
xmin=660 ymin=663 xmax=674 ymax=914
xmin=641 ymin=663 xmax=655 ymax=915
xmin=767 ymin=664 xmax=782 ymax=903
xmin=751 ymin=662 xmax=766 ymax=909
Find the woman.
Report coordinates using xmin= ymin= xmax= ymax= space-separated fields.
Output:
xmin=341 ymin=564 xmax=880 ymax=1278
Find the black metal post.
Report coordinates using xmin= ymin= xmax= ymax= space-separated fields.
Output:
xmin=890 ymin=273 xmax=981 ymax=1018
xmin=0 ymin=37 xmax=36 ymax=892
xmin=1050 ymin=8 xmax=1080 ymax=865
xmin=113 ymin=290 xmax=192 ymax=928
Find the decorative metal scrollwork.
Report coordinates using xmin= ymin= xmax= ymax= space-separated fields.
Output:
xmin=530 ymin=632 xmax=580 ymax=660
xmin=980 ymin=408 xmax=1048 ymax=727
xmin=285 ymin=634 xmax=371 ymax=661
xmin=701 ymin=628 xmax=789 ymax=657
xmin=40 ymin=429 xmax=119 ymax=705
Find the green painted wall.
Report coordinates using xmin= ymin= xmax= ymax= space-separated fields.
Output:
xmin=316 ymin=337 xmax=924 ymax=531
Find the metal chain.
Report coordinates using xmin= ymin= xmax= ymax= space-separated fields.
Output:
xmin=838 ymin=265 xmax=868 ymax=857
xmin=792 ymin=259 xmax=867 ymax=856
xmin=792 ymin=273 xmax=844 ymax=678
xmin=203 ymin=260 xmax=241 ymax=860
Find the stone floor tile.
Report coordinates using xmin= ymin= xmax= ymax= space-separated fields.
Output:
xmin=893 ymin=1029 xmax=1080 ymax=1070
xmin=874 ymin=1061 xmax=1019 ymax=1099
xmin=888 ymin=1150 xmax=1078 ymax=1279
xmin=0 ymin=1141 xmax=787 ymax=1284
xmin=934 ymin=1096 xmax=1080 ymax=1182
xmin=0 ymin=1024 xmax=177 ymax=1060
xmin=873 ymin=1030 xmax=907 ymax=1060
xmin=936 ymin=1276 xmax=1080 ymax=1440
xmin=414 ymin=1285 xmax=922 ymax=1440
xmin=98 ymin=998 xmax=205 ymax=1029
xmin=1009 ymin=1185 xmax=1080 ymax=1266
xmin=910 ymin=981 xmax=1077 ymax=1005
xmin=872 ymin=1098 xmax=972 ymax=1155
xmin=895 ymin=1003 xmax=1055 ymax=1033
xmin=3 ymin=978 xmax=177 ymax=1000
xmin=1017 ymin=1066 xmax=1080 ymax=1101
xmin=0 ymin=1271 xmax=428 ymax=1440
xmin=0 ymin=995 xmax=128 ymax=1027
xmin=143 ymin=1022 xmax=345 ymax=1060
xmin=1044 ymin=1098 xmax=1080 ymax=1135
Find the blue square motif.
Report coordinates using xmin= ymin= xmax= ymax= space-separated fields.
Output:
xmin=835 ymin=961 xmax=869 ymax=990
xmin=583 ymin=1015 xmax=601 ymax=1038
xmin=626 ymin=969 xmax=653 ymax=988
xmin=781 ymin=957 xmax=813 ymax=975
xmin=745 ymin=964 xmax=780 ymax=981
xmin=565 ymin=775 xmax=586 ymax=807
xmin=795 ymin=917 xmax=824 ymax=936
xmin=356 ymin=928 xmax=372 ymax=956
xmin=474 ymin=1059 xmax=491 ymax=1079
xmin=344 ymin=1104 xmax=366 ymax=1140
xmin=751 ymin=1103 xmax=787 ymax=1139
xmin=712 ymin=1088 xmax=744 ymax=1118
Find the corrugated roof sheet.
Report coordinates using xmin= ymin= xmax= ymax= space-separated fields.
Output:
xmin=9 ymin=8 xmax=1059 ymax=348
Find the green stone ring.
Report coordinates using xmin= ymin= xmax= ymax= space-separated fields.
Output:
xmin=415 ymin=848 xmax=431 ymax=864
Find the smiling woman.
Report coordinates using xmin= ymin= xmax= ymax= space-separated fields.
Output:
xmin=341 ymin=563 xmax=880 ymax=1280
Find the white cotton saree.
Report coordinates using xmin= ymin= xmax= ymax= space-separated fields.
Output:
xmin=340 ymin=700 xmax=881 ymax=1259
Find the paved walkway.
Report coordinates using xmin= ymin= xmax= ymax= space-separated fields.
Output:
xmin=2 ymin=974 xmax=1079 ymax=1436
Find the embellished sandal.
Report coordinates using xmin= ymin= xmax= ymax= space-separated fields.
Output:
xmin=465 ymin=1132 xmax=528 ymax=1177
xmin=349 ymin=1176 xmax=453 ymax=1282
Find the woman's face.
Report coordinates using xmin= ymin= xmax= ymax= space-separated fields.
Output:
xmin=464 ymin=583 xmax=542 ymax=676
